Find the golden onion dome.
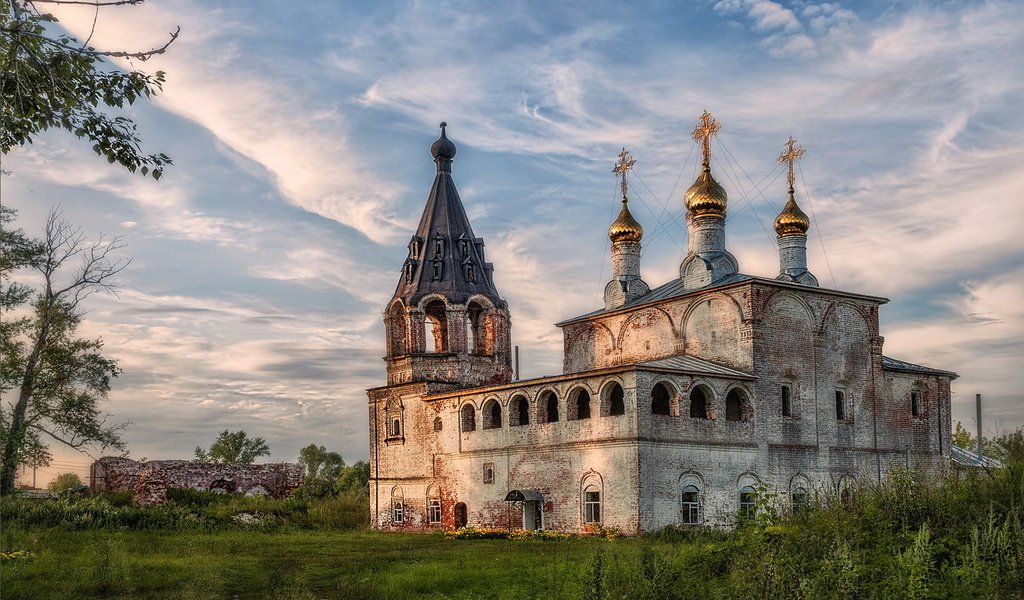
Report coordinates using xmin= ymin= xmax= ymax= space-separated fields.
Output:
xmin=609 ymin=199 xmax=643 ymax=243
xmin=684 ymin=164 xmax=728 ymax=217
xmin=774 ymin=188 xmax=811 ymax=236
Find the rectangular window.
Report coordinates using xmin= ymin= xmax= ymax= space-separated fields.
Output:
xmin=428 ymin=499 xmax=441 ymax=524
xmin=911 ymin=392 xmax=921 ymax=417
xmin=392 ymin=500 xmax=404 ymax=523
xmin=781 ymin=385 xmax=792 ymax=417
xmin=835 ymin=390 xmax=846 ymax=421
xmin=584 ymin=491 xmax=601 ymax=523
xmin=482 ymin=462 xmax=494 ymax=484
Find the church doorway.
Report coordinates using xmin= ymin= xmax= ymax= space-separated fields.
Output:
xmin=454 ymin=502 xmax=468 ymax=528
xmin=504 ymin=489 xmax=544 ymax=531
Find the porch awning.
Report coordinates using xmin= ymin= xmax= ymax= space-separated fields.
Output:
xmin=504 ymin=489 xmax=544 ymax=503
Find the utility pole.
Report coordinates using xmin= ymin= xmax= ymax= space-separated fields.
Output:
xmin=976 ymin=393 xmax=984 ymax=460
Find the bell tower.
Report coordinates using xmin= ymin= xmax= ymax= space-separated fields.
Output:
xmin=383 ymin=123 xmax=513 ymax=387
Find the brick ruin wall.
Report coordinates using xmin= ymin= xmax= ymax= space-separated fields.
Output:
xmin=90 ymin=457 xmax=304 ymax=504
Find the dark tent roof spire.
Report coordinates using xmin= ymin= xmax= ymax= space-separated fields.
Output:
xmin=393 ymin=123 xmax=504 ymax=308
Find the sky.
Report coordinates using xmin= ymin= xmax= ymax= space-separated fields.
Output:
xmin=3 ymin=0 xmax=1023 ymax=485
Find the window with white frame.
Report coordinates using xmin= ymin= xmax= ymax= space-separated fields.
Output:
xmin=428 ymin=498 xmax=441 ymax=524
xmin=584 ymin=486 xmax=601 ymax=523
xmin=392 ymin=500 xmax=404 ymax=523
xmin=681 ymin=484 xmax=700 ymax=524
xmin=739 ymin=486 xmax=757 ymax=519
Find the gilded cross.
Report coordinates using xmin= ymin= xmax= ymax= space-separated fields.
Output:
xmin=691 ymin=110 xmax=721 ymax=167
xmin=612 ymin=147 xmax=636 ymax=200
xmin=778 ymin=136 xmax=805 ymax=188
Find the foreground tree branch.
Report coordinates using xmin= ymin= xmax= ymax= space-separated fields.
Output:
xmin=0 ymin=0 xmax=176 ymax=178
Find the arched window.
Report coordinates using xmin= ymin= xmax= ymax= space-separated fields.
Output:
xmin=583 ymin=485 xmax=601 ymax=523
xmin=424 ymin=300 xmax=448 ymax=353
xmin=689 ymin=387 xmax=707 ymax=419
xmin=426 ymin=486 xmax=442 ymax=524
xmin=482 ymin=400 xmax=502 ymax=429
xmin=791 ymin=487 xmax=808 ymax=513
xmin=739 ymin=485 xmax=757 ymax=519
xmin=454 ymin=502 xmax=468 ymax=528
xmin=681 ymin=484 xmax=700 ymax=524
xmin=466 ymin=301 xmax=485 ymax=355
xmin=391 ymin=486 xmax=405 ymax=524
xmin=608 ymin=383 xmax=625 ymax=416
xmin=726 ymin=389 xmax=748 ymax=422
xmin=571 ymin=389 xmax=591 ymax=420
xmin=386 ymin=302 xmax=408 ymax=356
xmin=540 ymin=391 xmax=559 ymax=423
xmin=433 ymin=417 xmax=443 ymax=431
xmin=781 ymin=384 xmax=792 ymax=417
xmin=460 ymin=404 xmax=476 ymax=432
xmin=651 ymin=382 xmax=671 ymax=415
xmin=910 ymin=390 xmax=921 ymax=417
xmin=385 ymin=399 xmax=403 ymax=440
xmin=510 ymin=395 xmax=530 ymax=426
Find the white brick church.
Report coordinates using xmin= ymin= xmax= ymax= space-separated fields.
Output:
xmin=367 ymin=115 xmax=956 ymax=534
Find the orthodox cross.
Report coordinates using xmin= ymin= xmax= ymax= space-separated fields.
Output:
xmin=612 ymin=147 xmax=636 ymax=200
xmin=778 ymin=136 xmax=805 ymax=189
xmin=692 ymin=110 xmax=721 ymax=167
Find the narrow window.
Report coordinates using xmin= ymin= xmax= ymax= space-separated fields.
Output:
xmin=584 ymin=487 xmax=601 ymax=523
xmin=835 ymin=390 xmax=846 ymax=421
xmin=433 ymin=417 xmax=443 ymax=432
xmin=739 ymin=486 xmax=757 ymax=519
xmin=575 ymin=390 xmax=591 ymax=420
xmin=609 ymin=384 xmax=625 ymax=416
xmin=483 ymin=463 xmax=494 ymax=484
xmin=781 ymin=385 xmax=792 ymax=417
xmin=689 ymin=387 xmax=707 ymax=419
xmin=461 ymin=404 xmax=476 ymax=432
xmin=651 ymin=383 xmax=671 ymax=415
xmin=681 ymin=485 xmax=700 ymax=524
xmin=392 ymin=419 xmax=401 ymax=437
xmin=428 ymin=498 xmax=442 ymax=524
xmin=543 ymin=391 xmax=559 ymax=423
xmin=392 ymin=500 xmax=404 ymax=523
xmin=911 ymin=391 xmax=921 ymax=417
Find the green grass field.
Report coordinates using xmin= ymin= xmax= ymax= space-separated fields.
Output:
xmin=0 ymin=528 xmax=661 ymax=599
xmin=2 ymin=449 xmax=1023 ymax=599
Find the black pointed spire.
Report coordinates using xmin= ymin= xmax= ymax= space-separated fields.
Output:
xmin=394 ymin=123 xmax=504 ymax=308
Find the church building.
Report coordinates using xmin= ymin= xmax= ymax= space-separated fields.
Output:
xmin=367 ymin=114 xmax=957 ymax=533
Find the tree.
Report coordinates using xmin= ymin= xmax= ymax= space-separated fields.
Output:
xmin=0 ymin=209 xmax=127 ymax=496
xmin=334 ymin=460 xmax=369 ymax=496
xmin=195 ymin=430 xmax=270 ymax=465
xmin=0 ymin=0 xmax=178 ymax=178
xmin=952 ymin=421 xmax=975 ymax=450
xmin=46 ymin=470 xmax=81 ymax=492
xmin=297 ymin=443 xmax=344 ymax=479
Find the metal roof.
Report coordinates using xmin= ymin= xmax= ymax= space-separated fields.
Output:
xmin=504 ymin=489 xmax=544 ymax=503
xmin=638 ymin=356 xmax=755 ymax=380
xmin=951 ymin=445 xmax=1003 ymax=469
xmin=881 ymin=356 xmax=958 ymax=379
xmin=557 ymin=273 xmax=888 ymax=326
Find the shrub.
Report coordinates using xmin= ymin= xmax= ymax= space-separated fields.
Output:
xmin=47 ymin=472 xmax=83 ymax=492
